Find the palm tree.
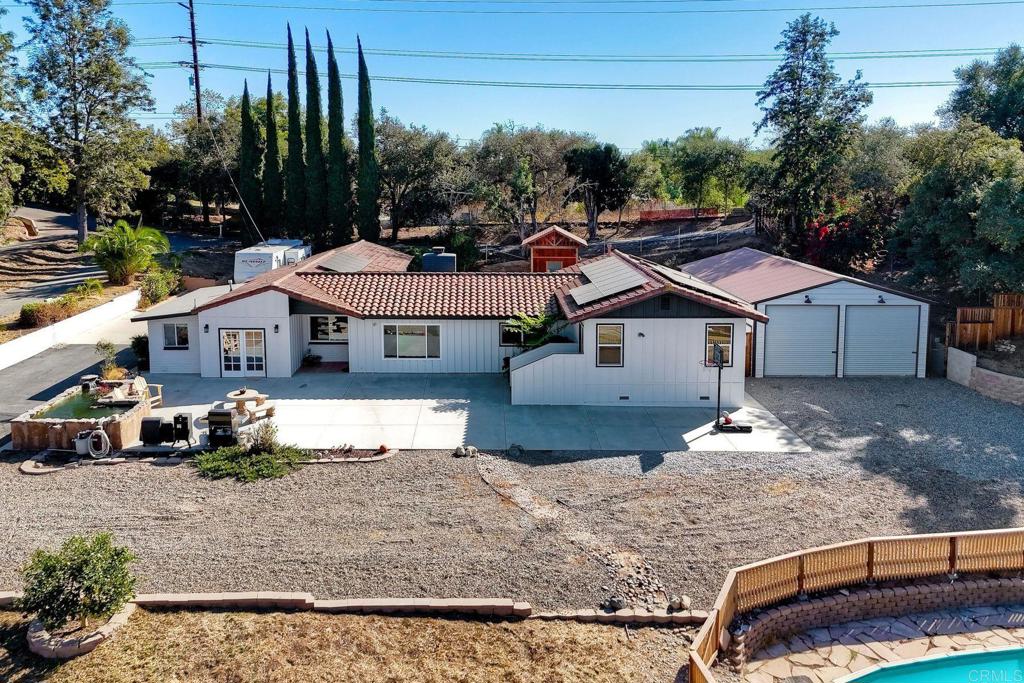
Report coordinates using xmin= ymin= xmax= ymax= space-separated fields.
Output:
xmin=80 ymin=221 xmax=170 ymax=285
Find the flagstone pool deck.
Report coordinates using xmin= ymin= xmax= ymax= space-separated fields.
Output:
xmin=737 ymin=605 xmax=1024 ymax=683
xmin=145 ymin=372 xmax=810 ymax=452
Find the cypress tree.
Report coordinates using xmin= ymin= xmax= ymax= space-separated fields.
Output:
xmin=284 ymin=24 xmax=306 ymax=238
xmin=326 ymin=31 xmax=352 ymax=246
xmin=355 ymin=36 xmax=380 ymax=243
xmin=304 ymin=29 xmax=328 ymax=249
xmin=237 ymin=80 xmax=263 ymax=242
xmin=262 ymin=73 xmax=284 ymax=236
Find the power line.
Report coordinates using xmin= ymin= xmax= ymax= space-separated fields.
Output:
xmin=139 ymin=60 xmax=960 ymax=89
xmin=189 ymin=0 xmax=1024 ymax=13
xmin=136 ymin=36 xmax=1002 ymax=63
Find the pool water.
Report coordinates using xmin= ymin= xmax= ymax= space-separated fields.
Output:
xmin=34 ymin=392 xmax=132 ymax=419
xmin=849 ymin=647 xmax=1024 ymax=683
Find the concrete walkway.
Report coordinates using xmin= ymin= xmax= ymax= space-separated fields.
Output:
xmin=147 ymin=372 xmax=809 ymax=452
xmin=742 ymin=606 xmax=1024 ymax=682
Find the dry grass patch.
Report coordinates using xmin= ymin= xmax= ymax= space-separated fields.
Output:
xmin=0 ymin=609 xmax=691 ymax=683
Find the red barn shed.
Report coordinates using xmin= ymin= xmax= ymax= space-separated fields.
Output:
xmin=522 ymin=226 xmax=587 ymax=272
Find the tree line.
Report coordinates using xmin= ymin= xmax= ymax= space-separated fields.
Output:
xmin=1 ymin=0 xmax=1022 ymax=295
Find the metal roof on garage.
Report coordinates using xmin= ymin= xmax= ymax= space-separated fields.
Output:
xmin=679 ymin=247 xmax=932 ymax=304
xmin=131 ymin=285 xmax=233 ymax=322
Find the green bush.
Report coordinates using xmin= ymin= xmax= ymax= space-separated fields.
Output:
xmin=131 ymin=334 xmax=149 ymax=371
xmin=71 ymin=278 xmax=104 ymax=298
xmin=195 ymin=421 xmax=305 ymax=482
xmin=18 ymin=533 xmax=136 ymax=632
xmin=140 ymin=267 xmax=180 ymax=306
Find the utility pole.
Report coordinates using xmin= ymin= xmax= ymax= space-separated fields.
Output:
xmin=177 ymin=0 xmax=212 ymax=231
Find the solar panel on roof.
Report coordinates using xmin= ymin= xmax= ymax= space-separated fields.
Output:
xmin=320 ymin=252 xmax=370 ymax=273
xmin=569 ymin=258 xmax=649 ymax=306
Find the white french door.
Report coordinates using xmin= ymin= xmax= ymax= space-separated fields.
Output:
xmin=220 ymin=329 xmax=266 ymax=377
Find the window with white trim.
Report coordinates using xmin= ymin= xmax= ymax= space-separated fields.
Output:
xmin=705 ymin=324 xmax=733 ymax=366
xmin=309 ymin=315 xmax=348 ymax=343
xmin=596 ymin=323 xmax=624 ymax=367
xmin=499 ymin=323 xmax=524 ymax=347
xmin=383 ymin=324 xmax=441 ymax=359
xmin=162 ymin=323 xmax=189 ymax=350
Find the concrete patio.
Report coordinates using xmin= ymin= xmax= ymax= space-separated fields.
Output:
xmin=147 ymin=371 xmax=810 ymax=452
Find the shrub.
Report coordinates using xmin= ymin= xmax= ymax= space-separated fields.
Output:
xmin=18 ymin=294 xmax=80 ymax=329
xmin=140 ymin=267 xmax=180 ymax=306
xmin=71 ymin=278 xmax=104 ymax=298
xmin=95 ymin=339 xmax=127 ymax=380
xmin=18 ymin=533 xmax=136 ymax=632
xmin=131 ymin=334 xmax=150 ymax=371
xmin=195 ymin=421 xmax=305 ymax=482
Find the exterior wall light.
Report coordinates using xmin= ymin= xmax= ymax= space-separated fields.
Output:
xmin=878 ymin=295 xmax=886 ymax=304
xmin=804 ymin=295 xmax=812 ymax=304
xmin=203 ymin=324 xmax=209 ymax=333
xmin=274 ymin=324 xmax=280 ymax=333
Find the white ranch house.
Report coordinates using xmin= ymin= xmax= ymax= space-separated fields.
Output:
xmin=134 ymin=240 xmax=765 ymax=408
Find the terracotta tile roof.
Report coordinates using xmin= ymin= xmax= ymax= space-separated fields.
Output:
xmin=556 ymin=250 xmax=768 ymax=323
xmin=298 ymin=271 xmax=579 ymax=318
xmin=194 ymin=241 xmax=411 ymax=314
xmin=317 ymin=239 xmax=413 ymax=273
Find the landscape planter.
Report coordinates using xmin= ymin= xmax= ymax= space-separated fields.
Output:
xmin=26 ymin=603 xmax=136 ymax=660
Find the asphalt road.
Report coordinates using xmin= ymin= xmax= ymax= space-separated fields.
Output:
xmin=0 ymin=207 xmax=231 ymax=317
xmin=0 ymin=344 xmax=134 ymax=445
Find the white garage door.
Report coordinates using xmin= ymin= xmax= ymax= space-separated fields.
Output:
xmin=843 ymin=305 xmax=920 ymax=376
xmin=763 ymin=305 xmax=839 ymax=376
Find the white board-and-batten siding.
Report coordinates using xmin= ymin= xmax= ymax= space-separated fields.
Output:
xmin=345 ymin=318 xmax=523 ymax=374
xmin=511 ymin=317 xmax=746 ymax=407
xmin=146 ymin=316 xmax=201 ymax=374
xmin=197 ymin=290 xmax=295 ymax=377
xmin=752 ymin=280 xmax=929 ymax=379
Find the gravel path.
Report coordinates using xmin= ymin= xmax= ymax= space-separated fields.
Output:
xmin=1 ymin=378 xmax=1022 ymax=611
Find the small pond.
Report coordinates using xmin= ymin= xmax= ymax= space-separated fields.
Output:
xmin=33 ymin=392 xmax=135 ymax=420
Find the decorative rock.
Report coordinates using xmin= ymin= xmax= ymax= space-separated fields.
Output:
xmin=454 ymin=446 xmax=466 ymax=457
xmin=606 ymin=595 xmax=627 ymax=611
xmin=466 ymin=445 xmax=479 ymax=458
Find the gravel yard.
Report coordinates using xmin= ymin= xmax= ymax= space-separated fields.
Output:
xmin=1 ymin=378 xmax=1022 ymax=611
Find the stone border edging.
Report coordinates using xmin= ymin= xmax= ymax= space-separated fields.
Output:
xmin=18 ymin=450 xmax=398 ymax=475
xmin=531 ymin=608 xmax=708 ymax=625
xmin=27 ymin=602 xmax=135 ymax=659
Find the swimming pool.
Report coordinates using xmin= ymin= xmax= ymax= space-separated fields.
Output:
xmin=841 ymin=646 xmax=1024 ymax=683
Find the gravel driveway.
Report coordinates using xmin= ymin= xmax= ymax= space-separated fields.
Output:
xmin=1 ymin=378 xmax=1022 ymax=610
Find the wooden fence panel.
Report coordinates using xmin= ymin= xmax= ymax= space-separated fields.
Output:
xmin=801 ymin=541 xmax=871 ymax=593
xmin=956 ymin=529 xmax=1024 ymax=573
xmin=868 ymin=536 xmax=952 ymax=580
xmin=689 ymin=649 xmax=716 ymax=683
xmin=734 ymin=557 xmax=800 ymax=612
xmin=994 ymin=294 xmax=1024 ymax=309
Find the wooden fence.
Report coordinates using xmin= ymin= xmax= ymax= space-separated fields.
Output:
xmin=687 ymin=527 xmax=1024 ymax=683
xmin=946 ymin=294 xmax=1024 ymax=351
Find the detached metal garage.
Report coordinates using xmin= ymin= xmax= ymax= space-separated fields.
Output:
xmin=681 ymin=248 xmax=930 ymax=378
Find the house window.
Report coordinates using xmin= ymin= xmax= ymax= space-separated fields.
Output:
xmin=705 ymin=324 xmax=734 ymax=367
xmin=383 ymin=324 xmax=441 ymax=359
xmin=545 ymin=260 xmax=564 ymax=272
xmin=596 ymin=323 xmax=624 ymax=367
xmin=310 ymin=315 xmax=348 ymax=343
xmin=162 ymin=323 xmax=189 ymax=350
xmin=499 ymin=323 xmax=524 ymax=347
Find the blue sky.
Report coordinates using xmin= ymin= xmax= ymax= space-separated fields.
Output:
xmin=3 ymin=0 xmax=1023 ymax=149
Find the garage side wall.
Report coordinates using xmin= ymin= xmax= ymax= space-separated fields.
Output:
xmin=753 ymin=281 xmax=928 ymax=379
xmin=197 ymin=290 xmax=294 ymax=378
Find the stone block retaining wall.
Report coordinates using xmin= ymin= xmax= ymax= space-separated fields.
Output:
xmin=947 ymin=347 xmax=1024 ymax=406
xmin=10 ymin=385 xmax=151 ymax=451
xmin=728 ymin=576 xmax=1024 ymax=665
